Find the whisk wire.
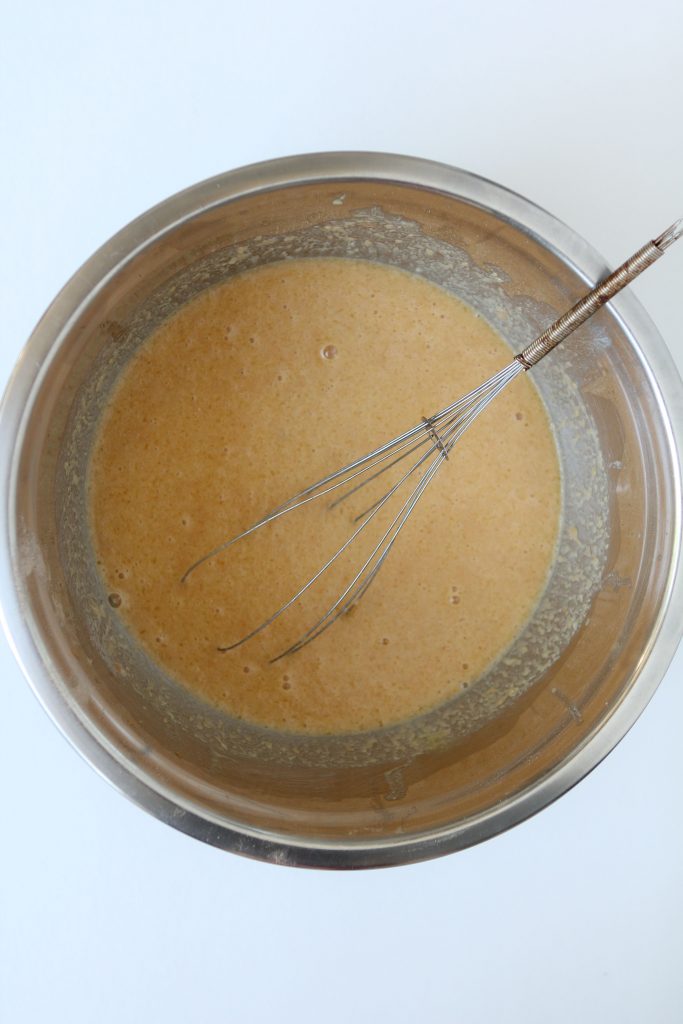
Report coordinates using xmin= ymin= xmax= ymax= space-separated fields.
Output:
xmin=180 ymin=220 xmax=680 ymax=658
xmin=274 ymin=364 xmax=524 ymax=660
xmin=216 ymin=439 xmax=430 ymax=652
xmin=329 ymin=361 xmax=521 ymax=515
xmin=272 ymin=438 xmax=451 ymax=660
xmin=218 ymin=391 xmax=463 ymax=653
xmin=205 ymin=360 xmax=523 ymax=659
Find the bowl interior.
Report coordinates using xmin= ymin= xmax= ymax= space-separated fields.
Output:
xmin=10 ymin=171 xmax=679 ymax=862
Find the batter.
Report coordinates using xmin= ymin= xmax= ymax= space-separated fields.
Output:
xmin=89 ymin=258 xmax=561 ymax=734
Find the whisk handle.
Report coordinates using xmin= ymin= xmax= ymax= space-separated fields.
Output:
xmin=515 ymin=219 xmax=681 ymax=370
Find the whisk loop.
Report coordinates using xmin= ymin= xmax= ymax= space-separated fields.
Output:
xmin=181 ymin=220 xmax=681 ymax=659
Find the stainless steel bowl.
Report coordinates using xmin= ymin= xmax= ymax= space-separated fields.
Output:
xmin=2 ymin=153 xmax=682 ymax=868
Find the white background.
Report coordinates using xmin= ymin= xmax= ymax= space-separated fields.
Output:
xmin=1 ymin=1 xmax=682 ymax=1021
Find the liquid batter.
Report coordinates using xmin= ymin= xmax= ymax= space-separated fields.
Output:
xmin=89 ymin=258 xmax=561 ymax=734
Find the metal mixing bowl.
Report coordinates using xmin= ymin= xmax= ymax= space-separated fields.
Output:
xmin=1 ymin=153 xmax=682 ymax=868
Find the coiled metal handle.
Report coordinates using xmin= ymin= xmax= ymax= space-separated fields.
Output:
xmin=516 ymin=220 xmax=681 ymax=370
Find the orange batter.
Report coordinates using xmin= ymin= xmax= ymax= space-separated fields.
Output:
xmin=89 ymin=258 xmax=560 ymax=734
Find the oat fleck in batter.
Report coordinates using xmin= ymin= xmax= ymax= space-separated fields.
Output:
xmin=89 ymin=259 xmax=560 ymax=734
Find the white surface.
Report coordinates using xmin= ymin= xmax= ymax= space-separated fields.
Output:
xmin=1 ymin=1 xmax=682 ymax=1020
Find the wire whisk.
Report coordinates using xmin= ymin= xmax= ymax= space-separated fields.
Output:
xmin=182 ymin=219 xmax=681 ymax=660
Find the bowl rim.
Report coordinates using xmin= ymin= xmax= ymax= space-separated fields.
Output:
xmin=1 ymin=151 xmax=682 ymax=869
